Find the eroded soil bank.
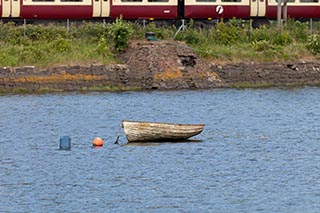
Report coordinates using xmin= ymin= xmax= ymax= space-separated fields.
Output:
xmin=1 ymin=41 xmax=320 ymax=93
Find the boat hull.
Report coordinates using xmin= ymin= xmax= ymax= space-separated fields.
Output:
xmin=122 ymin=120 xmax=205 ymax=143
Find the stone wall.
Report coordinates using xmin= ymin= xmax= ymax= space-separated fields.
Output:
xmin=214 ymin=62 xmax=320 ymax=88
xmin=0 ymin=64 xmax=136 ymax=92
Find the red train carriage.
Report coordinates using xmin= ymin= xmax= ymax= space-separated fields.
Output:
xmin=265 ymin=0 xmax=320 ymax=19
xmin=184 ymin=0 xmax=252 ymax=20
xmin=184 ymin=0 xmax=320 ymax=20
xmin=1 ymin=0 xmax=108 ymax=19
xmin=20 ymin=0 xmax=93 ymax=19
xmin=110 ymin=0 xmax=178 ymax=19
xmin=1 ymin=0 xmax=320 ymax=21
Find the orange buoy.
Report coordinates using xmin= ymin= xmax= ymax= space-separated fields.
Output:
xmin=92 ymin=137 xmax=104 ymax=146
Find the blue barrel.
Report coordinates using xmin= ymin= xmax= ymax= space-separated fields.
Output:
xmin=60 ymin=136 xmax=71 ymax=150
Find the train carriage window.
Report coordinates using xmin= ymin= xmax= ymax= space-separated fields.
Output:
xmin=275 ymin=0 xmax=295 ymax=2
xmin=32 ymin=0 xmax=55 ymax=2
xmin=197 ymin=0 xmax=216 ymax=1
xmin=121 ymin=0 xmax=142 ymax=1
xmin=300 ymin=0 xmax=318 ymax=2
xmin=221 ymin=0 xmax=241 ymax=2
xmin=148 ymin=0 xmax=169 ymax=2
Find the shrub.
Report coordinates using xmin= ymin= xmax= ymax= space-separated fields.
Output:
xmin=176 ymin=28 xmax=203 ymax=45
xmin=72 ymin=22 xmax=109 ymax=40
xmin=250 ymin=26 xmax=273 ymax=43
xmin=250 ymin=26 xmax=292 ymax=46
xmin=51 ymin=38 xmax=71 ymax=52
xmin=285 ymin=20 xmax=309 ymax=42
xmin=25 ymin=24 xmax=69 ymax=41
xmin=252 ymin=40 xmax=270 ymax=51
xmin=0 ymin=22 xmax=25 ymax=44
xmin=96 ymin=36 xmax=111 ymax=57
xmin=19 ymin=45 xmax=50 ymax=64
xmin=210 ymin=21 xmax=242 ymax=45
xmin=306 ymin=34 xmax=320 ymax=54
xmin=109 ymin=18 xmax=133 ymax=51
xmin=272 ymin=31 xmax=293 ymax=46
xmin=184 ymin=29 xmax=201 ymax=45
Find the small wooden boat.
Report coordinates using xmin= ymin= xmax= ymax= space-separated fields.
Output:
xmin=122 ymin=120 xmax=205 ymax=142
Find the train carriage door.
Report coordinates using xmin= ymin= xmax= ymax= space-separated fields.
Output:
xmin=93 ymin=0 xmax=110 ymax=17
xmin=178 ymin=0 xmax=184 ymax=18
xmin=11 ymin=0 xmax=19 ymax=17
xmin=2 ymin=0 xmax=10 ymax=17
xmin=2 ymin=0 xmax=9 ymax=17
xmin=250 ymin=0 xmax=266 ymax=17
xmin=2 ymin=0 xmax=20 ymax=17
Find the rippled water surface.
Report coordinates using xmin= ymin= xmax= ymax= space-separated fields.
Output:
xmin=1 ymin=88 xmax=320 ymax=212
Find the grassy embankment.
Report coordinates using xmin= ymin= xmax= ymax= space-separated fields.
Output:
xmin=0 ymin=19 xmax=320 ymax=68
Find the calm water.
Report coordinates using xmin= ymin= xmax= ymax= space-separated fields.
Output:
xmin=1 ymin=88 xmax=320 ymax=213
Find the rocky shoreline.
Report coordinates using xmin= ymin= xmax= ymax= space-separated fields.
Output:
xmin=214 ymin=61 xmax=320 ymax=88
xmin=1 ymin=41 xmax=320 ymax=93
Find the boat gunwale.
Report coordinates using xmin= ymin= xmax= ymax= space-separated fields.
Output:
xmin=122 ymin=120 xmax=205 ymax=127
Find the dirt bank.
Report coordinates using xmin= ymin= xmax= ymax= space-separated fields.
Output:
xmin=1 ymin=40 xmax=320 ymax=93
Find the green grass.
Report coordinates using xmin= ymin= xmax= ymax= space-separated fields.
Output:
xmin=0 ymin=87 xmax=64 ymax=94
xmin=0 ymin=22 xmax=117 ymax=68
xmin=81 ymin=84 xmax=140 ymax=92
xmin=0 ymin=19 xmax=319 ymax=68
xmin=0 ymin=84 xmax=140 ymax=94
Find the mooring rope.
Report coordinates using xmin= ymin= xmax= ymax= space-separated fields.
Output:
xmin=114 ymin=123 xmax=122 ymax=144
